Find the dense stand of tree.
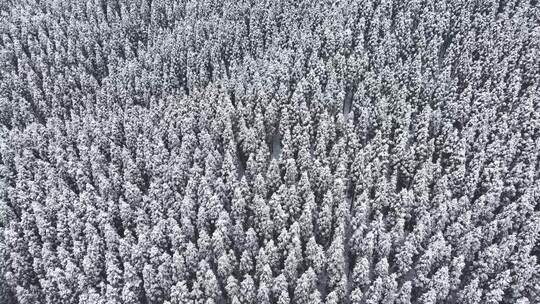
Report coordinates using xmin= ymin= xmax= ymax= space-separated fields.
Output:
xmin=0 ymin=0 xmax=539 ymax=303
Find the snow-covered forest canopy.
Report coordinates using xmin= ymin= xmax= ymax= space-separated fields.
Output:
xmin=0 ymin=0 xmax=539 ymax=303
